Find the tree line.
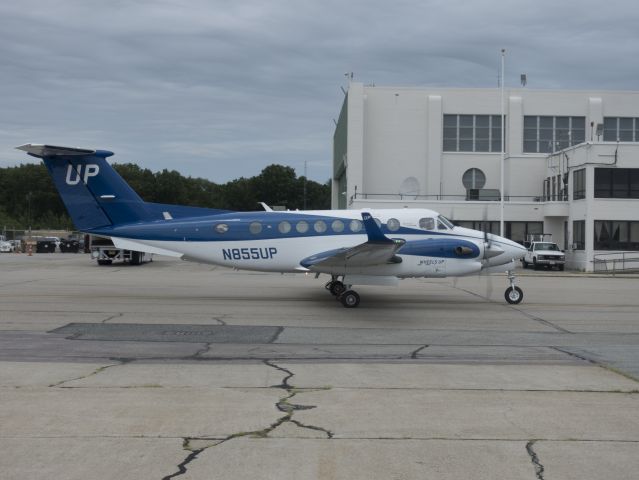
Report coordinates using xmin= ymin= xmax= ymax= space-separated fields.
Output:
xmin=0 ymin=162 xmax=331 ymax=230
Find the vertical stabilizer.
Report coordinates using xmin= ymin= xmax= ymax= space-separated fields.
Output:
xmin=16 ymin=144 xmax=150 ymax=230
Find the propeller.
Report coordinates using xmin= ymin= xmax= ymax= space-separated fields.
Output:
xmin=481 ymin=206 xmax=494 ymax=300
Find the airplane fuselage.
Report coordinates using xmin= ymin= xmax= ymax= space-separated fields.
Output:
xmin=92 ymin=208 xmax=526 ymax=278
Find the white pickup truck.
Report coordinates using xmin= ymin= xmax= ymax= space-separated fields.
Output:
xmin=522 ymin=241 xmax=566 ymax=271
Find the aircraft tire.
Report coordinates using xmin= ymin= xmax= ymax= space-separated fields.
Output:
xmin=505 ymin=286 xmax=523 ymax=304
xmin=340 ymin=290 xmax=360 ymax=308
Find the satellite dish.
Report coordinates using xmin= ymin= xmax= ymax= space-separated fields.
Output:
xmin=399 ymin=177 xmax=421 ymax=196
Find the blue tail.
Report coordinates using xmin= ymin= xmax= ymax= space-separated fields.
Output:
xmin=17 ymin=144 xmax=150 ymax=230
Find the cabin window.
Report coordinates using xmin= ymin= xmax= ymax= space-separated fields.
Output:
xmin=314 ymin=220 xmax=327 ymax=233
xmin=349 ymin=219 xmax=362 ymax=232
xmin=331 ymin=220 xmax=345 ymax=232
xmin=296 ymin=221 xmax=309 ymax=233
xmin=214 ymin=223 xmax=229 ymax=234
xmin=278 ymin=221 xmax=291 ymax=234
xmin=419 ymin=218 xmax=435 ymax=230
xmin=387 ymin=218 xmax=400 ymax=232
xmin=249 ymin=222 xmax=262 ymax=234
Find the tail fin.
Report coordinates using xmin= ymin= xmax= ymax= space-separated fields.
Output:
xmin=16 ymin=144 xmax=150 ymax=230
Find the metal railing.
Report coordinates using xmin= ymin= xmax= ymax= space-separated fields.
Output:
xmin=350 ymin=193 xmax=568 ymax=202
xmin=593 ymin=252 xmax=639 ymax=274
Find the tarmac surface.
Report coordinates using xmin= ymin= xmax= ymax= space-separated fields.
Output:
xmin=1 ymin=253 xmax=639 ymax=479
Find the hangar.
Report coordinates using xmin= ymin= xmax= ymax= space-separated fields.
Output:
xmin=332 ymin=83 xmax=639 ymax=271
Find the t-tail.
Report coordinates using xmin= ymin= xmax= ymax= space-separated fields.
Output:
xmin=16 ymin=144 xmax=151 ymax=231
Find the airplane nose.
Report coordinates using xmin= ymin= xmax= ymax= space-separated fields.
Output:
xmin=488 ymin=235 xmax=527 ymax=263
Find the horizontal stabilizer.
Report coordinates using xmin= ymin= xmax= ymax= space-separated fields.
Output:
xmin=16 ymin=144 xmax=112 ymax=158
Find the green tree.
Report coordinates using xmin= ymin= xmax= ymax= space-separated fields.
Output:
xmin=0 ymin=160 xmax=331 ymax=228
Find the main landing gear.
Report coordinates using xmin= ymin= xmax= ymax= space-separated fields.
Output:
xmin=504 ymin=270 xmax=523 ymax=304
xmin=325 ymin=277 xmax=360 ymax=308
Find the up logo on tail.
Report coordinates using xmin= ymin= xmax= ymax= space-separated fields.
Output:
xmin=65 ymin=164 xmax=100 ymax=185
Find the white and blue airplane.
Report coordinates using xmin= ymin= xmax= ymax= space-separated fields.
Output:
xmin=17 ymin=144 xmax=528 ymax=308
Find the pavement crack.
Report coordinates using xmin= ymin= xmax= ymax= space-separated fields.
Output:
xmin=263 ymin=359 xmax=294 ymax=389
xmin=160 ymin=359 xmax=333 ymax=479
xmin=410 ymin=344 xmax=429 ymax=359
xmin=49 ymin=358 xmax=131 ymax=387
xmin=192 ymin=342 xmax=212 ymax=359
xmin=267 ymin=326 xmax=284 ymax=344
xmin=101 ymin=313 xmax=123 ymax=324
xmin=263 ymin=360 xmax=333 ymax=439
xmin=526 ymin=440 xmax=545 ymax=480
xmin=211 ymin=315 xmax=228 ymax=326
xmin=553 ymin=347 xmax=639 ymax=383
xmin=452 ymin=284 xmax=570 ymax=333
xmin=161 ymin=439 xmax=206 ymax=480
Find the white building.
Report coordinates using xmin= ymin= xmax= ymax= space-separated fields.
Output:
xmin=332 ymin=83 xmax=639 ymax=271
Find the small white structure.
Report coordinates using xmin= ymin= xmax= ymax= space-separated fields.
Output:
xmin=332 ymin=83 xmax=639 ymax=271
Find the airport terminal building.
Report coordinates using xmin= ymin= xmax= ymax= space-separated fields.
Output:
xmin=332 ymin=83 xmax=639 ymax=271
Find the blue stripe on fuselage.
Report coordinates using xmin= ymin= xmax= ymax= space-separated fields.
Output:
xmin=87 ymin=211 xmax=485 ymax=247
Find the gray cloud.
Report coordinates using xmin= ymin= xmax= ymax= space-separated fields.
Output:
xmin=2 ymin=0 xmax=638 ymax=182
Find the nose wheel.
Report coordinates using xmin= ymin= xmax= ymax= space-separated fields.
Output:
xmin=504 ymin=270 xmax=523 ymax=304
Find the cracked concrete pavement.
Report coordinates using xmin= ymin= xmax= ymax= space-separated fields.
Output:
xmin=2 ymin=254 xmax=639 ymax=479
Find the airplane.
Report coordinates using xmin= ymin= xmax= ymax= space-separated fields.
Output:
xmin=17 ymin=144 xmax=528 ymax=308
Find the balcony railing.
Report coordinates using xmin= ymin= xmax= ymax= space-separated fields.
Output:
xmin=593 ymin=252 xmax=639 ymax=274
xmin=350 ymin=193 xmax=569 ymax=203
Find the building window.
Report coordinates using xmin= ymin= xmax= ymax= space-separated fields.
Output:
xmin=573 ymin=169 xmax=586 ymax=200
xmin=443 ymin=114 xmax=504 ymax=152
xmin=523 ymin=116 xmax=585 ymax=153
xmin=573 ymin=220 xmax=585 ymax=250
xmin=594 ymin=220 xmax=639 ymax=250
xmin=594 ymin=168 xmax=639 ymax=198
xmin=603 ymin=117 xmax=639 ymax=142
xmin=462 ymin=168 xmax=486 ymax=190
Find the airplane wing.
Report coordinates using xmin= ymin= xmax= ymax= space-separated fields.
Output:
xmin=300 ymin=212 xmax=405 ymax=269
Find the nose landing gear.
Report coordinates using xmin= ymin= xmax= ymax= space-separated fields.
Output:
xmin=504 ymin=270 xmax=523 ymax=304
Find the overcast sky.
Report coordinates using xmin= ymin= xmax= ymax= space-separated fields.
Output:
xmin=1 ymin=0 xmax=638 ymax=183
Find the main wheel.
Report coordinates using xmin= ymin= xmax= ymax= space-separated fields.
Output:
xmin=329 ymin=281 xmax=346 ymax=296
xmin=533 ymin=258 xmax=540 ymax=270
xmin=340 ymin=290 xmax=360 ymax=308
xmin=522 ymin=259 xmax=528 ymax=269
xmin=505 ymin=286 xmax=523 ymax=304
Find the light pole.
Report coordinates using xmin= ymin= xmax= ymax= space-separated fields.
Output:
xmin=500 ymin=49 xmax=506 ymax=237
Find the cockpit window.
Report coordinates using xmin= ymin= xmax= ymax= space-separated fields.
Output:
xmin=437 ymin=215 xmax=454 ymax=229
xmin=419 ymin=217 xmax=435 ymax=230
